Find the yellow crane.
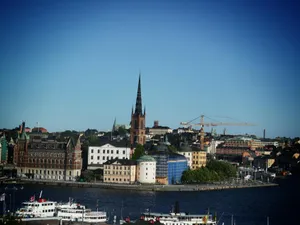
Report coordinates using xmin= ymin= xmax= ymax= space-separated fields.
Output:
xmin=180 ymin=115 xmax=255 ymax=150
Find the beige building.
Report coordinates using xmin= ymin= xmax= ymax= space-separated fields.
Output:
xmin=103 ymin=159 xmax=137 ymax=184
xmin=191 ymin=150 xmax=207 ymax=170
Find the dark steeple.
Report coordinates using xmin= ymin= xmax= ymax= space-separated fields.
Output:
xmin=134 ymin=74 xmax=143 ymax=115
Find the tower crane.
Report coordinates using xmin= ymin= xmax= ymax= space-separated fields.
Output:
xmin=180 ymin=115 xmax=256 ymax=150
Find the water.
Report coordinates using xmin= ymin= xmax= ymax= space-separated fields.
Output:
xmin=0 ymin=177 xmax=299 ymax=225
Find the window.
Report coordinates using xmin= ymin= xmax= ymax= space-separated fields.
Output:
xmin=107 ymin=156 xmax=109 ymax=160
xmin=69 ymin=171 xmax=71 ymax=175
xmin=103 ymin=156 xmax=105 ymax=160
xmin=123 ymin=150 xmax=125 ymax=154
xmin=91 ymin=149 xmax=94 ymax=153
xmin=111 ymin=150 xmax=113 ymax=154
xmin=117 ymin=150 xmax=119 ymax=154
xmin=97 ymin=156 xmax=100 ymax=160
xmin=98 ymin=150 xmax=100 ymax=153
xmin=91 ymin=156 xmax=94 ymax=160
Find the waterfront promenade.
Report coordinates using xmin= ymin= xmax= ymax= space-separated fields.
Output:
xmin=7 ymin=178 xmax=278 ymax=192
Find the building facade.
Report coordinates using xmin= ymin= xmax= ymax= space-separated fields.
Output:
xmin=87 ymin=139 xmax=131 ymax=170
xmin=130 ymin=75 xmax=146 ymax=145
xmin=137 ymin=155 xmax=156 ymax=184
xmin=14 ymin=122 xmax=82 ymax=181
xmin=191 ymin=150 xmax=207 ymax=170
xmin=103 ymin=159 xmax=137 ymax=184
xmin=168 ymin=154 xmax=188 ymax=184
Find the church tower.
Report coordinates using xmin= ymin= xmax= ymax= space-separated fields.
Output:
xmin=130 ymin=74 xmax=146 ymax=145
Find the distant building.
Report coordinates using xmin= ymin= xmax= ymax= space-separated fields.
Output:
xmin=130 ymin=75 xmax=146 ymax=145
xmin=147 ymin=121 xmax=173 ymax=136
xmin=137 ymin=155 xmax=156 ymax=184
xmin=87 ymin=138 xmax=131 ymax=170
xmin=0 ymin=134 xmax=8 ymax=163
xmin=103 ymin=159 xmax=137 ymax=184
xmin=31 ymin=127 xmax=48 ymax=133
xmin=15 ymin=122 xmax=82 ymax=181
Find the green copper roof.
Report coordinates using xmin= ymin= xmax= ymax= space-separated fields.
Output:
xmin=137 ymin=155 xmax=156 ymax=162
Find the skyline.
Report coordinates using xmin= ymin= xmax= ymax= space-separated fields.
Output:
xmin=0 ymin=0 xmax=299 ymax=138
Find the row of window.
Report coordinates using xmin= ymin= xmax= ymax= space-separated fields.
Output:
xmin=104 ymin=177 xmax=130 ymax=182
xmin=192 ymin=161 xmax=206 ymax=165
xmin=25 ymin=169 xmax=79 ymax=176
xmin=90 ymin=149 xmax=126 ymax=154
xmin=91 ymin=156 xmax=126 ymax=160
xmin=193 ymin=156 xmax=206 ymax=159
xmin=27 ymin=159 xmax=73 ymax=164
xmin=29 ymin=152 xmax=66 ymax=157
xmin=105 ymin=171 xmax=131 ymax=175
xmin=105 ymin=165 xmax=132 ymax=170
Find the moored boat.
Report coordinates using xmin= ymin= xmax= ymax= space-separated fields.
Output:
xmin=120 ymin=202 xmax=217 ymax=225
xmin=15 ymin=192 xmax=57 ymax=218
xmin=56 ymin=198 xmax=107 ymax=224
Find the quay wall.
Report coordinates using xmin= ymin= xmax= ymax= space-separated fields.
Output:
xmin=9 ymin=179 xmax=279 ymax=192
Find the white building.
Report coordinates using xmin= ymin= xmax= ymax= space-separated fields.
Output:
xmin=209 ymin=140 xmax=224 ymax=154
xmin=88 ymin=139 xmax=131 ymax=170
xmin=137 ymin=155 xmax=156 ymax=184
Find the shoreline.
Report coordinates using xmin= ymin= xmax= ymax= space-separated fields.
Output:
xmin=4 ymin=179 xmax=279 ymax=192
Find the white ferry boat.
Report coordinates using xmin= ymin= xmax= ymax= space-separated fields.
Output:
xmin=120 ymin=202 xmax=217 ymax=225
xmin=56 ymin=199 xmax=107 ymax=223
xmin=137 ymin=212 xmax=217 ymax=225
xmin=15 ymin=194 xmax=57 ymax=218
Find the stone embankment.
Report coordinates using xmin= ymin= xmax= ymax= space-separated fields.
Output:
xmin=12 ymin=179 xmax=278 ymax=192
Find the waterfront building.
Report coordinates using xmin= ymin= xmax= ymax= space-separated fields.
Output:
xmin=14 ymin=122 xmax=82 ymax=181
xmin=168 ymin=153 xmax=188 ymax=184
xmin=87 ymin=138 xmax=131 ymax=170
xmin=191 ymin=149 xmax=207 ymax=170
xmin=149 ymin=141 xmax=188 ymax=185
xmin=137 ymin=155 xmax=156 ymax=184
xmin=103 ymin=159 xmax=137 ymax=184
xmin=130 ymin=75 xmax=146 ymax=145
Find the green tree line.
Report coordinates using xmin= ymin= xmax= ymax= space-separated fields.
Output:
xmin=181 ymin=160 xmax=237 ymax=184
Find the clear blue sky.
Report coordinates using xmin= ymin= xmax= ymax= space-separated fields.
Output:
xmin=0 ymin=0 xmax=299 ymax=138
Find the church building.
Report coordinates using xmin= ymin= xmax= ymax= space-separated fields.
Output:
xmin=130 ymin=75 xmax=146 ymax=145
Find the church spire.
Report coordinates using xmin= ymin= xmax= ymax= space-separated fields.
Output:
xmin=134 ymin=74 xmax=143 ymax=115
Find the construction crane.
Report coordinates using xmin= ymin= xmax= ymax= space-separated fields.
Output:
xmin=180 ymin=115 xmax=255 ymax=150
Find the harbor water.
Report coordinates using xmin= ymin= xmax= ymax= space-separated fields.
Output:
xmin=0 ymin=176 xmax=298 ymax=225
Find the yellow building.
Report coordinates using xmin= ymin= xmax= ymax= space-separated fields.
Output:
xmin=103 ymin=159 xmax=137 ymax=184
xmin=191 ymin=150 xmax=207 ymax=170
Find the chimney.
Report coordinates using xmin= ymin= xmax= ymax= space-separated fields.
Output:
xmin=22 ymin=121 xmax=25 ymax=133
xmin=154 ymin=120 xmax=159 ymax=128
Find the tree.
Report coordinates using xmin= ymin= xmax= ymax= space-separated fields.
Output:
xmin=132 ymin=144 xmax=145 ymax=160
